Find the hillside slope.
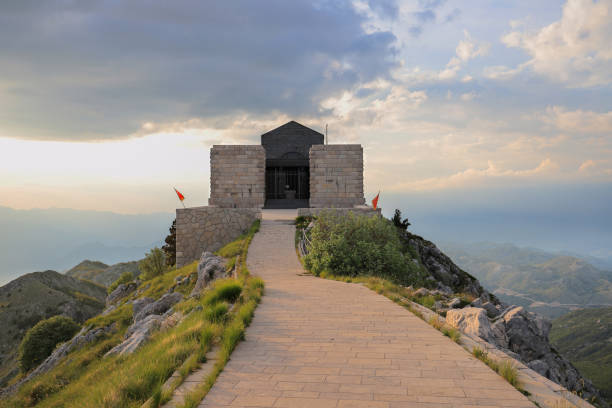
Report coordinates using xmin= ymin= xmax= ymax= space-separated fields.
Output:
xmin=551 ymin=307 xmax=612 ymax=405
xmin=441 ymin=242 xmax=612 ymax=317
xmin=66 ymin=260 xmax=140 ymax=287
xmin=0 ymin=271 xmax=106 ymax=387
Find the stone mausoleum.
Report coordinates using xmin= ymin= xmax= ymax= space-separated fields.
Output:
xmin=176 ymin=121 xmax=375 ymax=267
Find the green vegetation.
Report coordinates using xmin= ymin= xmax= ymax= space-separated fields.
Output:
xmin=391 ymin=209 xmax=411 ymax=231
xmin=162 ymin=219 xmax=177 ymax=267
xmin=18 ymin=316 xmax=80 ymax=373
xmin=3 ymin=220 xmax=263 ymax=407
xmin=139 ymin=247 xmax=168 ymax=280
xmin=550 ymin=306 xmax=612 ymax=404
xmin=472 ymin=347 xmax=521 ymax=388
xmin=0 ymin=270 xmax=107 ymax=387
xmin=107 ymin=271 xmax=134 ymax=294
xmin=303 ymin=211 xmax=427 ymax=286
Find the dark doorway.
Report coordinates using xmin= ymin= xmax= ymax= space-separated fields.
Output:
xmin=265 ymin=166 xmax=309 ymax=208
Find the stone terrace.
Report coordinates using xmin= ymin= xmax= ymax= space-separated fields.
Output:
xmin=200 ymin=212 xmax=534 ymax=407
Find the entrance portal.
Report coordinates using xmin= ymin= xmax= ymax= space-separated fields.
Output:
xmin=265 ymin=166 xmax=309 ymax=209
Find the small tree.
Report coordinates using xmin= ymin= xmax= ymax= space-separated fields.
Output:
xmin=162 ymin=219 xmax=176 ymax=267
xmin=391 ymin=209 xmax=411 ymax=231
xmin=19 ymin=316 xmax=80 ymax=372
xmin=139 ymin=247 xmax=167 ymax=280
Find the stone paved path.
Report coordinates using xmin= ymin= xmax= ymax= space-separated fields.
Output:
xmin=200 ymin=213 xmax=534 ymax=407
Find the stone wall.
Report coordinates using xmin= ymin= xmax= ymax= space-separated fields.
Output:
xmin=309 ymin=144 xmax=365 ymax=208
xmin=176 ymin=207 xmax=261 ymax=267
xmin=208 ymin=145 xmax=265 ymax=208
xmin=297 ymin=207 xmax=380 ymax=218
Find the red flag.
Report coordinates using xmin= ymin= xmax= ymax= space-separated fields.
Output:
xmin=372 ymin=191 xmax=380 ymax=210
xmin=174 ymin=187 xmax=185 ymax=202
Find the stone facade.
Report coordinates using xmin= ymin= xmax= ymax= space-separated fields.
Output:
xmin=208 ymin=145 xmax=265 ymax=208
xmin=175 ymin=206 xmax=261 ymax=267
xmin=261 ymin=121 xmax=323 ymax=160
xmin=309 ymin=144 xmax=365 ymax=208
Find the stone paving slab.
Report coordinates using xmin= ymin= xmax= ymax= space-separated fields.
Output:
xmin=200 ymin=215 xmax=534 ymax=407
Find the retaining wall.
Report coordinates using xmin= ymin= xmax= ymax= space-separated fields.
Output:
xmin=176 ymin=206 xmax=261 ymax=267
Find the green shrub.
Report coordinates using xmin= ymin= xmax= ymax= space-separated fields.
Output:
xmin=139 ymin=247 xmax=168 ymax=280
xmin=442 ymin=327 xmax=461 ymax=343
xmin=498 ymin=360 xmax=519 ymax=387
xmin=216 ymin=240 xmax=243 ymax=259
xmin=204 ymin=303 xmax=229 ymax=323
xmin=204 ymin=280 xmax=243 ymax=305
xmin=304 ymin=212 xmax=423 ymax=285
xmin=19 ymin=315 xmax=80 ymax=372
xmin=108 ymin=271 xmax=134 ymax=294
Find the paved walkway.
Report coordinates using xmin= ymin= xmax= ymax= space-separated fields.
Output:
xmin=200 ymin=214 xmax=534 ymax=407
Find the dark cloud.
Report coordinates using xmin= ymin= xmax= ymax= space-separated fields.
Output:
xmin=367 ymin=0 xmax=399 ymax=20
xmin=410 ymin=0 xmax=448 ymax=37
xmin=0 ymin=0 xmax=398 ymax=140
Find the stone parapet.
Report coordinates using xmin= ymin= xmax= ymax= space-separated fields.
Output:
xmin=175 ymin=206 xmax=261 ymax=267
xmin=309 ymin=144 xmax=365 ymax=208
xmin=209 ymin=145 xmax=265 ymax=208
xmin=297 ymin=207 xmax=380 ymax=218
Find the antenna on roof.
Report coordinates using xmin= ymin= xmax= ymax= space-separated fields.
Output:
xmin=325 ymin=124 xmax=328 ymax=145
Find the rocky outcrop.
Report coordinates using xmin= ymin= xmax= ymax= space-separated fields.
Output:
xmin=106 ymin=282 xmax=137 ymax=306
xmin=105 ymin=293 xmax=183 ymax=357
xmin=445 ymin=302 xmax=605 ymax=405
xmin=1 ymin=323 xmax=116 ymax=397
xmin=446 ymin=307 xmax=496 ymax=344
xmin=133 ymin=292 xmax=182 ymax=322
xmin=190 ymin=252 xmax=226 ymax=296
xmin=404 ymin=233 xmax=484 ymax=296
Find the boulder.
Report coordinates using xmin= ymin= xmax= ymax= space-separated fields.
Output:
xmin=106 ymin=314 xmax=162 ymax=356
xmin=481 ymin=302 xmax=500 ymax=317
xmin=132 ymin=297 xmax=154 ymax=316
xmin=191 ymin=252 xmax=226 ymax=296
xmin=106 ymin=282 xmax=137 ymax=306
xmin=447 ymin=298 xmax=461 ymax=308
xmin=446 ymin=307 xmax=495 ymax=343
xmin=134 ymin=292 xmax=182 ymax=322
xmin=413 ymin=288 xmax=430 ymax=297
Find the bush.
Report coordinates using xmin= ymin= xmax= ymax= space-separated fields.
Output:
xmin=19 ymin=316 xmax=80 ymax=372
xmin=139 ymin=247 xmax=168 ymax=280
xmin=107 ymin=271 xmax=134 ymax=294
xmin=304 ymin=212 xmax=421 ymax=285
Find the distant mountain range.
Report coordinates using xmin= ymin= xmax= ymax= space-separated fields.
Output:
xmin=0 ymin=270 xmax=107 ymax=387
xmin=439 ymin=242 xmax=612 ymax=318
xmin=0 ymin=206 xmax=173 ymax=285
xmin=65 ymin=260 xmax=141 ymax=287
xmin=550 ymin=306 xmax=612 ymax=404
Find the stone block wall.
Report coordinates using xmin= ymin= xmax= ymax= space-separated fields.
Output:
xmin=208 ymin=145 xmax=265 ymax=208
xmin=309 ymin=144 xmax=365 ymax=208
xmin=297 ymin=207 xmax=380 ymax=218
xmin=176 ymin=206 xmax=261 ymax=267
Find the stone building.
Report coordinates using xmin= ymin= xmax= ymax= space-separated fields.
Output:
xmin=176 ymin=120 xmax=373 ymax=267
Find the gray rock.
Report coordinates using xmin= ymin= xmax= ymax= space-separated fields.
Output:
xmin=191 ymin=252 xmax=226 ymax=296
xmin=132 ymin=297 xmax=154 ymax=316
xmin=446 ymin=307 xmax=496 ymax=343
xmin=414 ymin=288 xmax=430 ymax=297
xmin=134 ymin=292 xmax=183 ymax=322
xmin=470 ymin=298 xmax=483 ymax=308
xmin=106 ymin=282 xmax=137 ymax=306
xmin=481 ymin=302 xmax=500 ymax=317
xmin=448 ymin=298 xmax=461 ymax=308
xmin=105 ymin=315 xmax=162 ymax=357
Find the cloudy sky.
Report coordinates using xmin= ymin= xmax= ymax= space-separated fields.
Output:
xmin=0 ymin=0 xmax=610 ymax=228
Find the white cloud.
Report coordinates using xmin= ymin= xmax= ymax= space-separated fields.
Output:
xmin=541 ymin=106 xmax=612 ymax=133
xmin=389 ymin=158 xmax=559 ymax=191
xmin=461 ymin=75 xmax=473 ymax=83
xmin=500 ymin=0 xmax=612 ymax=86
xmin=460 ymin=92 xmax=477 ymax=101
